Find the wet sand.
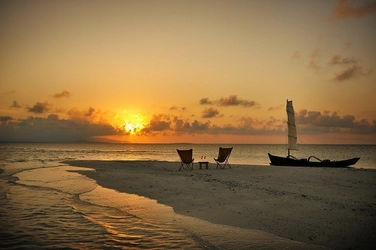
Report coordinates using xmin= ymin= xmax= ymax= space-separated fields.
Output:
xmin=65 ymin=160 xmax=376 ymax=250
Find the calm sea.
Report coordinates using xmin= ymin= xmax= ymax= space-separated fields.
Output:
xmin=0 ymin=143 xmax=375 ymax=249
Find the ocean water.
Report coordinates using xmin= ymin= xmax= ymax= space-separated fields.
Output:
xmin=0 ymin=143 xmax=375 ymax=249
xmin=1 ymin=143 xmax=374 ymax=168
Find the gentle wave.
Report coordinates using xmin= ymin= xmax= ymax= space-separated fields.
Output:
xmin=0 ymin=167 xmax=204 ymax=249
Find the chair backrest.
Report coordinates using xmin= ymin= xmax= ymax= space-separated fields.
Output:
xmin=177 ymin=149 xmax=193 ymax=164
xmin=217 ymin=147 xmax=233 ymax=162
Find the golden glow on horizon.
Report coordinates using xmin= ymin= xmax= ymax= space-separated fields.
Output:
xmin=124 ymin=122 xmax=144 ymax=135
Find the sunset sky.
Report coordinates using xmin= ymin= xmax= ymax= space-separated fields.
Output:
xmin=1 ymin=0 xmax=375 ymax=144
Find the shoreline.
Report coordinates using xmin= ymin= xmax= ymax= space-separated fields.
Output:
xmin=66 ymin=160 xmax=376 ymax=250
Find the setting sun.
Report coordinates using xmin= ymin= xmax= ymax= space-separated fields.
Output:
xmin=124 ymin=122 xmax=144 ymax=135
xmin=113 ymin=111 xmax=146 ymax=135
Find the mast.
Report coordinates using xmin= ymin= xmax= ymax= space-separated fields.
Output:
xmin=286 ymin=100 xmax=297 ymax=157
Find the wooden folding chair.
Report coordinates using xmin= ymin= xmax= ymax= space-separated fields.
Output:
xmin=177 ymin=149 xmax=194 ymax=171
xmin=214 ymin=147 xmax=233 ymax=169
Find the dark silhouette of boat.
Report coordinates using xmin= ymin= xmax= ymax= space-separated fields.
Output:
xmin=268 ymin=153 xmax=359 ymax=167
xmin=268 ymin=100 xmax=360 ymax=168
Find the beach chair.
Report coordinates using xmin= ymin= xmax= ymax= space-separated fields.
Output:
xmin=214 ymin=147 xmax=233 ymax=169
xmin=177 ymin=149 xmax=194 ymax=171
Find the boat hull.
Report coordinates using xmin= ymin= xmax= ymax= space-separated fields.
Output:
xmin=268 ymin=153 xmax=359 ymax=168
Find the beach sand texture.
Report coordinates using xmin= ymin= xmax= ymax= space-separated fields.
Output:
xmin=67 ymin=160 xmax=376 ymax=250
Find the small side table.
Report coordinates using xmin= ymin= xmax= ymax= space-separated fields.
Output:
xmin=199 ymin=161 xmax=209 ymax=169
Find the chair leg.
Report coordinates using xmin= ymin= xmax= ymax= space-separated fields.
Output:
xmin=179 ymin=162 xmax=194 ymax=171
xmin=215 ymin=160 xmax=220 ymax=169
xmin=180 ymin=162 xmax=188 ymax=171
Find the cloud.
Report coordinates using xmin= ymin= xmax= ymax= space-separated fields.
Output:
xmin=206 ymin=116 xmax=284 ymax=136
xmin=171 ymin=116 xmax=211 ymax=133
xmin=218 ymin=95 xmax=258 ymax=107
xmin=202 ymin=107 xmax=220 ymax=118
xmin=268 ymin=105 xmax=283 ymax=111
xmin=142 ymin=110 xmax=375 ymax=137
xmin=200 ymin=95 xmax=258 ymax=108
xmin=199 ymin=98 xmax=213 ymax=105
xmin=296 ymin=109 xmax=376 ymax=134
xmin=329 ymin=0 xmax=376 ymax=20
xmin=140 ymin=114 xmax=212 ymax=135
xmin=67 ymin=107 xmax=104 ymax=121
xmin=326 ymin=54 xmax=371 ymax=82
xmin=27 ymin=102 xmax=51 ymax=114
xmin=169 ymin=106 xmax=186 ymax=111
xmin=84 ymin=107 xmax=95 ymax=117
xmin=173 ymin=117 xmax=191 ymax=132
xmin=333 ymin=64 xmax=371 ymax=82
xmin=52 ymin=90 xmax=72 ymax=99
xmin=328 ymin=55 xmax=358 ymax=65
xmin=138 ymin=112 xmax=283 ymax=136
xmin=138 ymin=109 xmax=373 ymax=138
xmin=141 ymin=114 xmax=171 ymax=134
xmin=10 ymin=100 xmax=22 ymax=108
xmin=0 ymin=114 xmax=122 ymax=142
xmin=0 ymin=116 xmax=13 ymax=122
xmin=191 ymin=120 xmax=211 ymax=131
xmin=299 ymin=50 xmax=372 ymax=81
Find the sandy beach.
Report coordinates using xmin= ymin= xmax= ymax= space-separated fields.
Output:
xmin=66 ymin=160 xmax=376 ymax=250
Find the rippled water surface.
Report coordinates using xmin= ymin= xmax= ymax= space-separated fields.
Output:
xmin=0 ymin=164 xmax=205 ymax=249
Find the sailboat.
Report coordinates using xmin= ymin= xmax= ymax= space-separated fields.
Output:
xmin=268 ymin=100 xmax=360 ymax=167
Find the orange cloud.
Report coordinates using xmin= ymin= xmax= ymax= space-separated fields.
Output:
xmin=218 ymin=95 xmax=257 ymax=107
xmin=328 ymin=55 xmax=357 ymax=66
xmin=52 ymin=90 xmax=72 ymax=99
xmin=169 ymin=106 xmax=186 ymax=111
xmin=333 ymin=64 xmax=371 ymax=82
xmin=296 ymin=109 xmax=376 ymax=134
xmin=84 ymin=107 xmax=95 ymax=117
xmin=67 ymin=107 xmax=105 ymax=123
xmin=202 ymin=107 xmax=220 ymax=118
xmin=141 ymin=114 xmax=171 ymax=134
xmin=327 ymin=54 xmax=372 ymax=82
xmin=10 ymin=100 xmax=22 ymax=108
xmin=329 ymin=0 xmax=376 ymax=20
xmin=201 ymin=95 xmax=258 ymax=108
xmin=0 ymin=114 xmax=121 ymax=142
xmin=0 ymin=116 xmax=13 ymax=123
xmin=268 ymin=105 xmax=283 ymax=111
xmin=27 ymin=102 xmax=52 ymax=114
xmin=199 ymin=97 xmax=213 ymax=105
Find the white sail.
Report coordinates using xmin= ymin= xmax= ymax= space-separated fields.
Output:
xmin=286 ymin=100 xmax=298 ymax=151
